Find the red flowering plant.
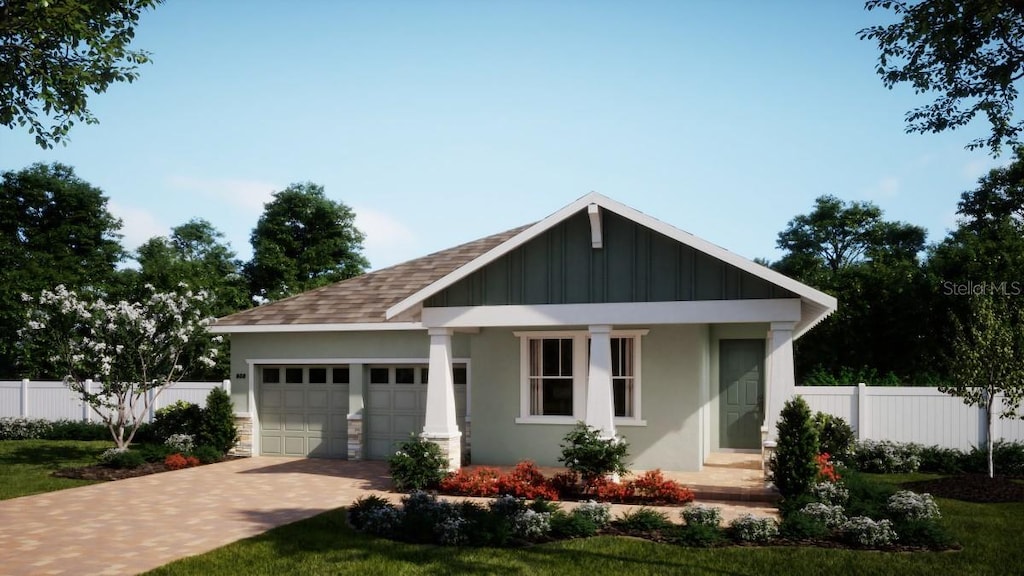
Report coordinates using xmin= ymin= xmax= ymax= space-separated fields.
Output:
xmin=496 ymin=461 xmax=559 ymax=500
xmin=815 ymin=452 xmax=841 ymax=483
xmin=164 ymin=453 xmax=201 ymax=470
xmin=439 ymin=466 xmax=502 ymax=496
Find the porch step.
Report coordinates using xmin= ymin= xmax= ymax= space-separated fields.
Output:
xmin=689 ymin=483 xmax=780 ymax=504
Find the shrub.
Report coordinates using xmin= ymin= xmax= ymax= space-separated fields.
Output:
xmin=549 ymin=470 xmax=582 ymax=499
xmin=199 ymin=387 xmax=238 ymax=454
xmin=573 ymin=501 xmax=612 ymax=528
xmin=852 ymin=440 xmax=921 ymax=473
xmin=841 ymin=516 xmax=897 ymax=547
xmin=813 ymin=412 xmax=855 ymax=464
xmin=918 ymin=445 xmax=964 ymax=474
xmin=613 ymin=507 xmax=672 ymax=533
xmin=672 ymin=524 xmax=725 ymax=547
xmin=591 ymin=476 xmax=634 ymax=502
xmin=629 ymin=469 xmax=695 ymax=505
xmin=512 ymin=509 xmax=552 ymax=539
xmin=728 ymin=514 xmax=779 ymax=543
xmin=496 ymin=461 xmax=559 ymax=500
xmin=550 ymin=510 xmax=598 ymax=539
xmin=779 ymin=511 xmax=830 ymax=540
xmin=388 ymin=435 xmax=449 ymax=491
xmin=100 ymin=448 xmax=145 ymax=469
xmin=399 ymin=491 xmax=446 ymax=543
xmin=893 ymin=518 xmax=957 ymax=549
xmin=150 ymin=401 xmax=203 ymax=442
xmin=887 ymin=490 xmax=941 ymax=522
xmin=840 ymin=468 xmax=898 ymax=519
xmin=0 ymin=417 xmax=53 ymax=440
xmin=681 ymin=504 xmax=722 ymax=528
xmin=192 ymin=444 xmax=223 ymax=464
xmin=363 ymin=505 xmax=404 ymax=537
xmin=809 ymin=480 xmax=849 ymax=506
xmin=46 ymin=419 xmax=110 ymax=441
xmin=772 ymin=396 xmax=819 ymax=499
xmin=558 ymin=422 xmax=630 ymax=484
xmin=962 ymin=441 xmax=1024 ymax=475
xmin=348 ymin=495 xmax=393 ymax=530
xmin=164 ymin=453 xmax=200 ymax=470
xmin=800 ymin=502 xmax=847 ymax=529
xmin=440 ymin=467 xmax=501 ymax=496
xmin=164 ymin=433 xmax=195 ymax=454
xmin=137 ymin=443 xmax=174 ymax=462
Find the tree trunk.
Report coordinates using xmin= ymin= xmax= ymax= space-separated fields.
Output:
xmin=987 ymin=393 xmax=995 ymax=479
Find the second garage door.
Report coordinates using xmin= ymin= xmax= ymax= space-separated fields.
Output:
xmin=365 ymin=364 xmax=467 ymax=460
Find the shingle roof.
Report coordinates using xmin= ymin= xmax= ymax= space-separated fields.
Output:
xmin=214 ymin=224 xmax=532 ymax=327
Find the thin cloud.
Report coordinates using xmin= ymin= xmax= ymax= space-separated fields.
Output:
xmin=354 ymin=207 xmax=418 ymax=269
xmin=108 ymin=201 xmax=168 ymax=252
xmin=167 ymin=176 xmax=278 ymax=213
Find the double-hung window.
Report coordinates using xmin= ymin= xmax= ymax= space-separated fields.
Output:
xmin=516 ymin=330 xmax=646 ymax=425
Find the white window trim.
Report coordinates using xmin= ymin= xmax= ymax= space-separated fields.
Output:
xmin=513 ymin=329 xmax=648 ymax=426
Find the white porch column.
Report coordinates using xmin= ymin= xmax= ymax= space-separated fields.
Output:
xmin=585 ymin=325 xmax=616 ymax=439
xmin=422 ymin=327 xmax=462 ymax=470
xmin=764 ymin=321 xmax=796 ymax=442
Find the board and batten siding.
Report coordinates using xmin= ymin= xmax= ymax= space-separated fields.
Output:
xmin=797 ymin=385 xmax=1024 ymax=451
xmin=426 ymin=209 xmax=796 ymax=308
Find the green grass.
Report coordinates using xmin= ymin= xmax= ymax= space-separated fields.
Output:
xmin=0 ymin=439 xmax=112 ymax=499
xmin=146 ymin=494 xmax=1024 ymax=576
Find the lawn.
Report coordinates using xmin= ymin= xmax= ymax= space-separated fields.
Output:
xmin=146 ymin=476 xmax=1023 ymax=576
xmin=0 ymin=439 xmax=112 ymax=500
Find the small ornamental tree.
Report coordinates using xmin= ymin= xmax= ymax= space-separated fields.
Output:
xmin=773 ymin=396 xmax=820 ymax=499
xmin=941 ymin=294 xmax=1024 ymax=478
xmin=199 ymin=386 xmax=238 ymax=454
xmin=558 ymin=422 xmax=630 ymax=486
xmin=20 ymin=284 xmax=220 ymax=449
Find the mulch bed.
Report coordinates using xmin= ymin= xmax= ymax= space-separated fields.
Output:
xmin=53 ymin=462 xmax=172 ymax=481
xmin=901 ymin=474 xmax=1024 ymax=503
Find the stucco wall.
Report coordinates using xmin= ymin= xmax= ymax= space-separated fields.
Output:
xmin=469 ymin=325 xmax=710 ymax=471
xmin=227 ymin=330 xmax=468 ymax=412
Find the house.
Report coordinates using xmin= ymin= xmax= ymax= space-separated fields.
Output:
xmin=211 ymin=192 xmax=837 ymax=471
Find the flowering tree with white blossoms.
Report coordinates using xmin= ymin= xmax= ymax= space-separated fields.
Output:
xmin=20 ymin=284 xmax=221 ymax=449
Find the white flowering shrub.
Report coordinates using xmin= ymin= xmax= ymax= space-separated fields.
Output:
xmin=98 ymin=447 xmax=129 ymax=464
xmin=363 ymin=505 xmax=404 ymax=537
xmin=852 ymin=440 xmax=922 ymax=473
xmin=800 ymin=502 xmax=847 ymax=529
xmin=842 ymin=516 xmax=897 ymax=547
xmin=810 ymin=481 xmax=850 ymax=506
xmin=164 ymin=433 xmax=195 ymax=454
xmin=887 ymin=490 xmax=941 ymax=522
xmin=728 ymin=514 xmax=779 ymax=543
xmin=513 ymin=509 xmax=552 ymax=539
xmin=434 ymin=510 xmax=468 ymax=545
xmin=19 ymin=284 xmax=220 ymax=449
xmin=573 ymin=501 xmax=612 ymax=528
xmin=0 ymin=417 xmax=54 ymax=440
xmin=680 ymin=504 xmax=722 ymax=528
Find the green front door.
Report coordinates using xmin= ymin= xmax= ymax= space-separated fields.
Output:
xmin=719 ymin=339 xmax=765 ymax=449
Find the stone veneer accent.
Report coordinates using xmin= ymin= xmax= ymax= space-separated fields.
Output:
xmin=422 ymin=432 xmax=462 ymax=471
xmin=229 ymin=413 xmax=253 ymax=457
xmin=347 ymin=415 xmax=363 ymax=460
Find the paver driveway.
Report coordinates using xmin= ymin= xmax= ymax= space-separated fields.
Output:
xmin=0 ymin=457 xmax=395 ymax=576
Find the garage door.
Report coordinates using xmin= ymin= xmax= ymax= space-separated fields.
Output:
xmin=259 ymin=365 xmax=349 ymax=457
xmin=366 ymin=364 xmax=467 ymax=460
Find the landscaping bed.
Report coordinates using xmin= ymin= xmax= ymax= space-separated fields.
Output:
xmin=901 ymin=474 xmax=1024 ymax=503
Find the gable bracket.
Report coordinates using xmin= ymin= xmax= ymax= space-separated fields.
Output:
xmin=588 ymin=203 xmax=603 ymax=249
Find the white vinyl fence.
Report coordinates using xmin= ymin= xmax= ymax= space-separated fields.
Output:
xmin=0 ymin=379 xmax=229 ymax=423
xmin=797 ymin=384 xmax=1024 ymax=451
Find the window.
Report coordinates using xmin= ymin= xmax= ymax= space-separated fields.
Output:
xmin=309 ymin=368 xmax=328 ymax=384
xmin=262 ymin=367 xmax=280 ymax=384
xmin=332 ymin=366 xmax=350 ymax=384
xmin=516 ymin=330 xmax=645 ymax=424
xmin=285 ymin=367 xmax=303 ymax=384
xmin=528 ymin=338 xmax=574 ymax=416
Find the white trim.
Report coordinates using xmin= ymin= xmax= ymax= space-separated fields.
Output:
xmin=386 ymin=191 xmax=837 ymax=336
xmin=588 ymin=202 xmax=603 ymax=248
xmin=211 ymin=322 xmax=424 ymax=334
xmin=514 ymin=416 xmax=578 ymax=425
xmin=615 ymin=418 xmax=648 ymax=426
xmin=431 ymin=300 xmax=800 ymax=328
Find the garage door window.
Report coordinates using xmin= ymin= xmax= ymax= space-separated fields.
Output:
xmin=309 ymin=368 xmax=327 ymax=384
xmin=263 ymin=367 xmax=280 ymax=383
xmin=285 ymin=368 xmax=303 ymax=384
xmin=333 ymin=367 xmax=349 ymax=384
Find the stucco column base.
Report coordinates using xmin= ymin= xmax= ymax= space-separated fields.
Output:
xmin=347 ymin=415 xmax=363 ymax=461
xmin=229 ymin=413 xmax=253 ymax=457
xmin=421 ymin=431 xmax=462 ymax=471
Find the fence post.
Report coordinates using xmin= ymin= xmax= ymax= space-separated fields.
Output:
xmin=222 ymin=379 xmax=231 ymax=395
xmin=148 ymin=387 xmax=157 ymax=423
xmin=857 ymin=382 xmax=868 ymax=440
xmin=83 ymin=379 xmax=93 ymax=423
xmin=20 ymin=379 xmax=29 ymax=417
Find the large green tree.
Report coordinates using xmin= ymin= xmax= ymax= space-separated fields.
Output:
xmin=0 ymin=163 xmax=124 ymax=377
xmin=860 ymin=0 xmax=1024 ymax=155
xmin=773 ymin=195 xmax=932 ymax=383
xmin=245 ymin=183 xmax=369 ymax=302
xmin=0 ymin=0 xmax=162 ymax=148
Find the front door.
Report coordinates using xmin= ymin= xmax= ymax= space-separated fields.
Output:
xmin=719 ymin=339 xmax=765 ymax=449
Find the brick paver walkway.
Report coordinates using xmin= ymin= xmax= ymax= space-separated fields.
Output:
xmin=0 ymin=457 xmax=777 ymax=576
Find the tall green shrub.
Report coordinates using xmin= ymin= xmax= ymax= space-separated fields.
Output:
xmin=199 ymin=387 xmax=238 ymax=454
xmin=151 ymin=400 xmax=202 ymax=442
xmin=558 ymin=422 xmax=630 ymax=485
xmin=773 ymin=396 xmax=819 ymax=499
xmin=813 ymin=412 xmax=855 ymax=463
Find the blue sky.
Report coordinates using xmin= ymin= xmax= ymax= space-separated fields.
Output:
xmin=0 ymin=0 xmax=1004 ymax=271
